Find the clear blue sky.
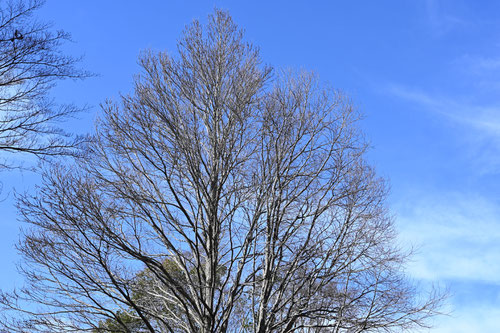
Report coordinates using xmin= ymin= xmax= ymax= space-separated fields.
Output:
xmin=1 ymin=1 xmax=500 ymax=331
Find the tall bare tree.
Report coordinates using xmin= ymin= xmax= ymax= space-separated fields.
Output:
xmin=0 ymin=11 xmax=442 ymax=333
xmin=0 ymin=0 xmax=86 ymax=169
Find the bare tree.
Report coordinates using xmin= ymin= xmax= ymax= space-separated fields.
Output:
xmin=0 ymin=11 xmax=443 ymax=333
xmin=0 ymin=0 xmax=87 ymax=169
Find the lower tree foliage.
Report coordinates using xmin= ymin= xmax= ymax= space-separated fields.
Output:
xmin=0 ymin=11 xmax=443 ymax=333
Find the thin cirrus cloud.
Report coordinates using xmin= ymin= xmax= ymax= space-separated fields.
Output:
xmin=424 ymin=0 xmax=467 ymax=36
xmin=430 ymin=307 xmax=500 ymax=333
xmin=457 ymin=55 xmax=500 ymax=73
xmin=384 ymin=83 xmax=500 ymax=174
xmin=452 ymin=55 xmax=500 ymax=94
xmin=396 ymin=191 xmax=500 ymax=282
xmin=385 ymin=84 xmax=500 ymax=135
xmin=381 ymin=57 xmax=500 ymax=331
xmin=395 ymin=191 xmax=500 ymax=332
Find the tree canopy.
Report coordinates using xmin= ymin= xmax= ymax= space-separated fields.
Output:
xmin=0 ymin=10 xmax=442 ymax=333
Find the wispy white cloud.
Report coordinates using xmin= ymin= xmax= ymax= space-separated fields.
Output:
xmin=384 ymin=84 xmax=500 ymax=174
xmin=424 ymin=0 xmax=469 ymax=36
xmin=456 ymin=54 xmax=500 ymax=73
xmin=395 ymin=191 xmax=500 ymax=331
xmin=429 ymin=306 xmax=500 ymax=333
xmin=451 ymin=54 xmax=500 ymax=94
xmin=396 ymin=191 xmax=500 ymax=282
xmin=386 ymin=84 xmax=500 ymax=134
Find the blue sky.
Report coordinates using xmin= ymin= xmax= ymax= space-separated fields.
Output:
xmin=1 ymin=0 xmax=499 ymax=331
